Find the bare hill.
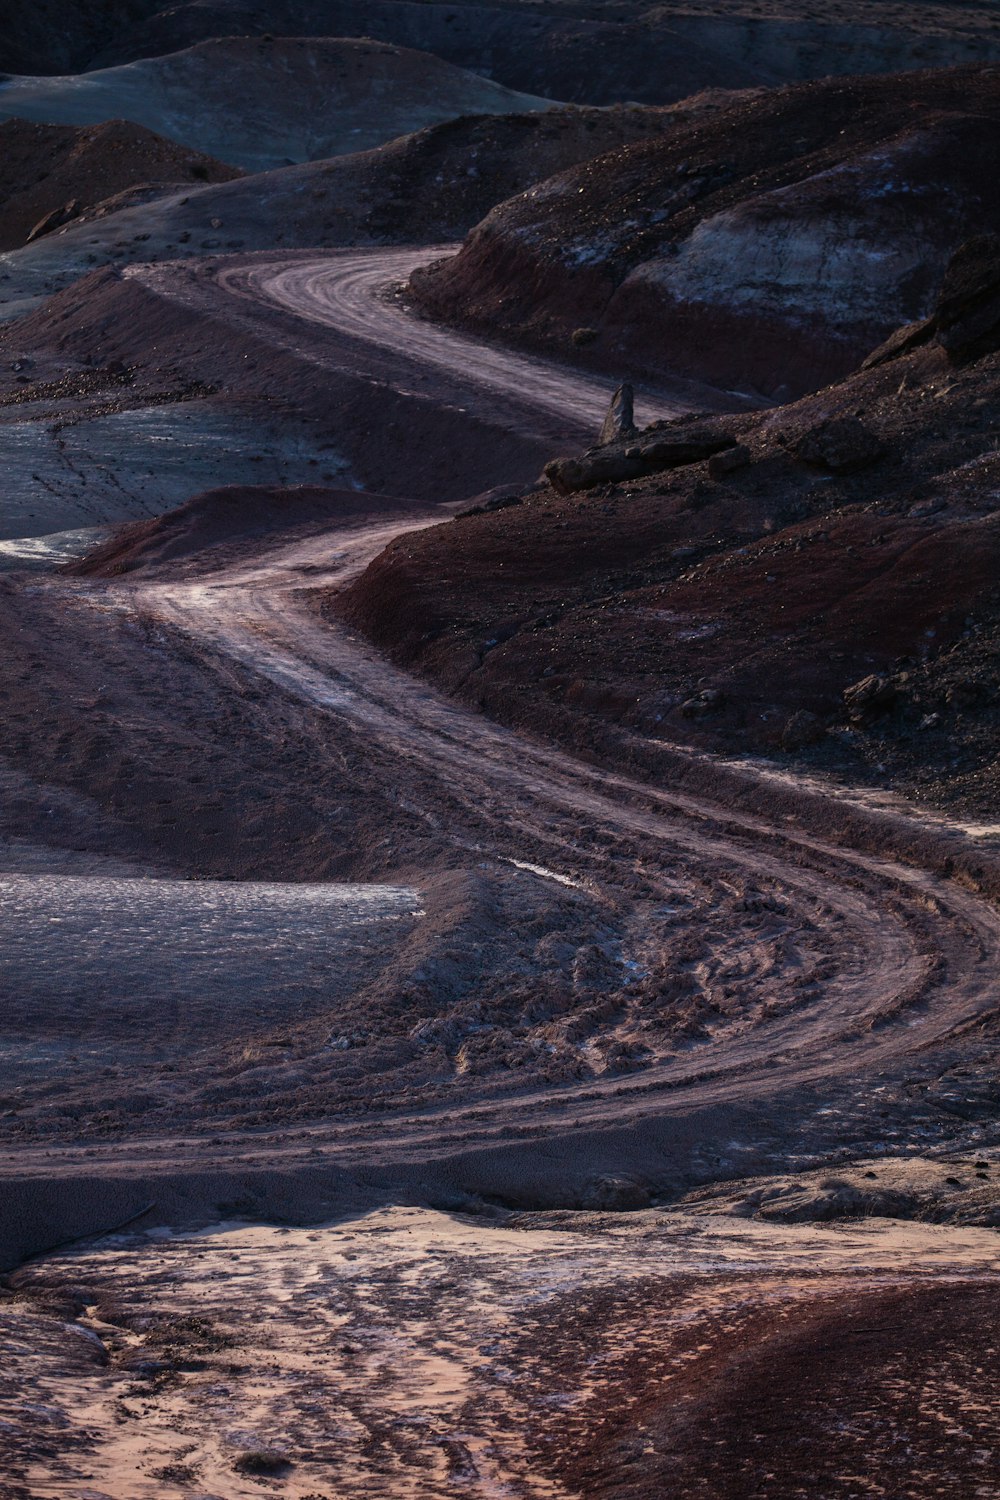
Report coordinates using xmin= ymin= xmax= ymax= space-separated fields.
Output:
xmin=94 ymin=0 xmax=1000 ymax=103
xmin=0 ymin=117 xmax=239 ymax=252
xmin=69 ymin=483 xmax=423 ymax=575
xmin=0 ymin=36 xmax=554 ymax=173
xmin=0 ymin=0 xmax=163 ymax=74
xmin=411 ymin=66 xmax=1000 ymax=398
xmin=340 ymin=236 xmax=1000 ymax=817
xmin=0 ymin=103 xmax=705 ymax=316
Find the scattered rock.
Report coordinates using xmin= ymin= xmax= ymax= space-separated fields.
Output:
xmin=843 ymin=674 xmax=898 ymax=722
xmin=578 ymin=1175 xmax=651 ymax=1211
xmin=781 ymin=709 xmax=824 ymax=750
xmin=681 ymin=687 xmax=725 ymax=718
xmin=796 ymin=416 xmax=885 ymax=473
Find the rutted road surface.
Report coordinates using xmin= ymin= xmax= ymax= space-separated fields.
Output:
xmin=7 ymin=248 xmax=1000 ymax=1500
xmin=218 ymin=250 xmax=729 ymax=429
xmin=4 ymin=248 xmax=1000 ymax=1200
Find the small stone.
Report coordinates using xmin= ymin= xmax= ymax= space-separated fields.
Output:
xmin=781 ymin=709 xmax=824 ymax=750
xmin=681 ymin=687 xmax=724 ymax=718
xmin=707 ymin=443 xmax=751 ymax=479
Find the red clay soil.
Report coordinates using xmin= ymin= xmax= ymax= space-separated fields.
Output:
xmin=68 ymin=483 xmax=415 ymax=576
xmin=336 ymin=298 xmax=1000 ymax=814
xmin=410 ymin=65 xmax=1000 ymax=397
xmin=525 ymin=1276 xmax=1000 ymax=1499
xmin=0 ymin=118 xmax=240 ymax=252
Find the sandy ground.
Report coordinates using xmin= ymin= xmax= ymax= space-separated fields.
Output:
xmin=5 ymin=1204 xmax=1000 ymax=1499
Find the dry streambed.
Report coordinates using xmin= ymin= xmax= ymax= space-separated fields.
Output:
xmin=5 ymin=1204 xmax=1000 ymax=1500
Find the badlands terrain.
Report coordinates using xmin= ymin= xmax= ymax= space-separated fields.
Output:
xmin=2 ymin=4 xmax=1000 ymax=1499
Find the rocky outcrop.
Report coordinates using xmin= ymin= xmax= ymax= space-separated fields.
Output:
xmin=25 ymin=199 xmax=81 ymax=243
xmin=843 ymin=674 xmax=899 ymax=723
xmin=598 ymin=382 xmax=636 ymax=446
xmin=411 ymin=68 xmax=1000 ymax=398
xmin=864 ymin=235 xmax=1000 ymax=370
xmin=934 ymin=235 xmax=1000 ymax=361
xmin=544 ymin=417 xmax=739 ymax=494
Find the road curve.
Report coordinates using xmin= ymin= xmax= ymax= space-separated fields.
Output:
xmin=7 ymin=248 xmax=1000 ymax=1192
xmin=217 ymin=249 xmax=740 ymax=429
xmin=145 ymin=527 xmax=997 ymax=1093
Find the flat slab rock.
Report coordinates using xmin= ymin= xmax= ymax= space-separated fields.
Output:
xmin=545 ymin=423 xmax=736 ymax=494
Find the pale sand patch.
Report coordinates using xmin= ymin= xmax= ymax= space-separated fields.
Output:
xmin=7 ymin=1205 xmax=1000 ymax=1498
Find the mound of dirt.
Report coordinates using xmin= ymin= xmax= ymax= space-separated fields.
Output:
xmin=68 ymin=483 xmax=419 ymax=576
xmin=0 ymin=36 xmax=554 ymax=174
xmin=550 ymin=1279 xmax=1000 ymax=1500
xmin=0 ymin=117 xmax=239 ymax=253
xmin=411 ymin=65 xmax=1000 ymax=398
xmin=337 ymin=245 xmax=1000 ymax=817
xmin=0 ymin=102 xmax=707 ymax=314
xmin=92 ymin=0 xmax=1000 ymax=102
xmin=684 ymin=1152 xmax=1000 ymax=1227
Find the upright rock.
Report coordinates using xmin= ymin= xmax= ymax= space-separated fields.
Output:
xmin=598 ymin=382 xmax=636 ymax=446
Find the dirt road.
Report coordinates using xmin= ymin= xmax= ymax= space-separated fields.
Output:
xmin=4 ymin=248 xmax=1000 ymax=1214
xmin=219 ymin=251 xmax=731 ymax=427
xmin=6 ymin=249 xmax=1000 ymax=1500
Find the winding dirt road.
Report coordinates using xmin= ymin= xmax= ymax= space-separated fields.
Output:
xmin=6 ymin=248 xmax=1000 ymax=1218
xmin=9 ymin=246 xmax=1000 ymax=1500
xmin=218 ymin=250 xmax=726 ymax=428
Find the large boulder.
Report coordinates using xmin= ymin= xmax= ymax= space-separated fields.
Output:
xmin=795 ymin=415 xmax=885 ymax=473
xmin=544 ymin=421 xmax=736 ymax=494
xmin=934 ymin=234 xmax=1000 ymax=361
